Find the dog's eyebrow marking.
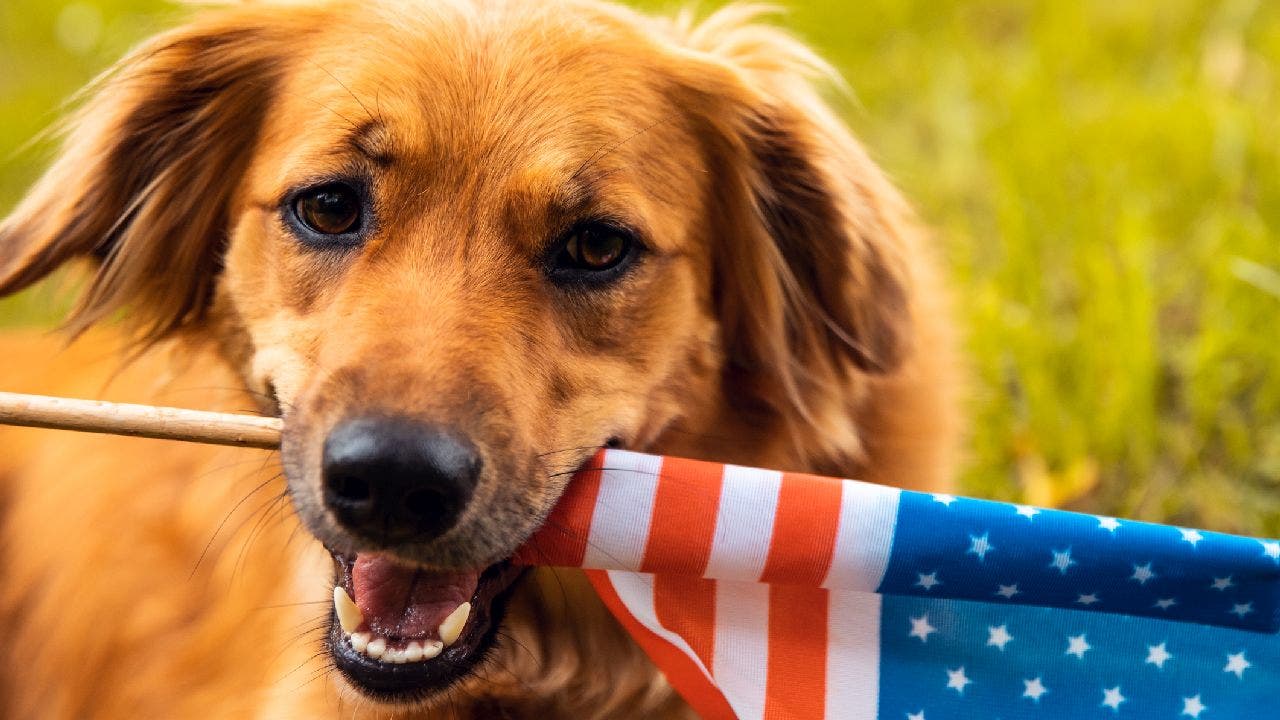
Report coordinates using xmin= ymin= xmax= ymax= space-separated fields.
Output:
xmin=347 ymin=120 xmax=394 ymax=167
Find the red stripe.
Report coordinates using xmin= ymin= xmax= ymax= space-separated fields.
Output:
xmin=763 ymin=585 xmax=829 ymax=720
xmin=653 ymin=574 xmax=718 ymax=673
xmin=511 ymin=451 xmax=605 ymax=567
xmin=640 ymin=455 xmax=724 ymax=576
xmin=586 ymin=571 xmax=738 ymax=720
xmin=759 ymin=472 xmax=843 ymax=586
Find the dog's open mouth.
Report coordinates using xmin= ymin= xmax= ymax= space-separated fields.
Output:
xmin=327 ymin=551 xmax=525 ymax=700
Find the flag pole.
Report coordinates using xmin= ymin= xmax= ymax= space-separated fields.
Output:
xmin=0 ymin=391 xmax=282 ymax=450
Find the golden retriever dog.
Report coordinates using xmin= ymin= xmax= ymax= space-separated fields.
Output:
xmin=0 ymin=1 xmax=958 ymax=717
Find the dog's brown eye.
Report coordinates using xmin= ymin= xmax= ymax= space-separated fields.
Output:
xmin=293 ymin=183 xmax=361 ymax=235
xmin=554 ymin=223 xmax=635 ymax=277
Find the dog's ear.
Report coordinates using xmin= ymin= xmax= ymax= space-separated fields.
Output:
xmin=671 ymin=8 xmax=918 ymax=433
xmin=0 ymin=7 xmax=306 ymax=341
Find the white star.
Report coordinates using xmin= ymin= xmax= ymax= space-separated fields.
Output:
xmin=1179 ymin=528 xmax=1204 ymax=547
xmin=909 ymin=615 xmax=937 ymax=642
xmin=1131 ymin=562 xmax=1157 ymax=584
xmin=915 ymin=572 xmax=941 ymax=591
xmin=945 ymin=667 xmax=971 ymax=694
xmin=1066 ymin=633 xmax=1092 ymax=659
xmin=1230 ymin=602 xmax=1254 ymax=618
xmin=1224 ymin=651 xmax=1251 ymax=678
xmin=1182 ymin=694 xmax=1207 ymax=718
xmin=1076 ymin=592 xmax=1101 ymax=606
xmin=1098 ymin=516 xmax=1122 ymax=532
xmin=906 ymin=712 xmax=925 ymax=720
xmin=1101 ymin=686 xmax=1126 ymax=711
xmin=986 ymin=624 xmax=1013 ymax=650
xmin=967 ymin=532 xmax=995 ymax=561
xmin=995 ymin=583 xmax=1020 ymax=599
xmin=932 ymin=493 xmax=957 ymax=507
xmin=1146 ymin=642 xmax=1172 ymax=669
xmin=1014 ymin=504 xmax=1040 ymax=519
xmin=1210 ymin=576 xmax=1235 ymax=591
xmin=1049 ymin=548 xmax=1077 ymax=574
xmin=1261 ymin=540 xmax=1280 ymax=561
xmin=1022 ymin=677 xmax=1048 ymax=702
xmin=1154 ymin=597 xmax=1178 ymax=610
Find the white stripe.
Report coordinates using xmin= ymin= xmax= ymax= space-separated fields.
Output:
xmin=822 ymin=480 xmax=901 ymax=591
xmin=605 ymin=571 xmax=717 ymax=681
xmin=582 ymin=450 xmax=662 ymax=571
xmin=825 ymin=590 xmax=882 ymax=719
xmin=704 ymin=464 xmax=782 ymax=582
xmin=711 ymin=579 xmax=771 ymax=720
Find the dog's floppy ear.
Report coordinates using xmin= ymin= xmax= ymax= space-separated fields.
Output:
xmin=0 ymin=7 xmax=306 ymax=341
xmin=671 ymin=8 xmax=918 ymax=435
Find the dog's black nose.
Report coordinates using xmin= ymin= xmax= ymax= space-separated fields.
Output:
xmin=321 ymin=417 xmax=480 ymax=543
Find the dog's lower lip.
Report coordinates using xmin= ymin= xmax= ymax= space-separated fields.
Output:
xmin=326 ymin=552 xmax=524 ymax=701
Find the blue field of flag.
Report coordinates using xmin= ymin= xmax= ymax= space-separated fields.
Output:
xmin=872 ymin=486 xmax=1279 ymax=718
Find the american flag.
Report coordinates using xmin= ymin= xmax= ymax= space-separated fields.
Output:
xmin=514 ymin=450 xmax=1280 ymax=719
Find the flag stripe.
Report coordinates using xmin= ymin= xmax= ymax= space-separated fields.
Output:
xmin=823 ymin=480 xmax=901 ymax=591
xmin=583 ymin=451 xmax=662 ymax=570
xmin=764 ymin=584 xmax=830 ymax=720
xmin=654 ymin=574 xmax=719 ymax=673
xmin=712 ymin=579 xmax=772 ymax=720
xmin=760 ymin=472 xmax=844 ymax=586
xmin=824 ymin=590 xmax=881 ymax=720
xmin=590 ymin=570 xmax=738 ymax=720
xmin=705 ymin=465 xmax=783 ymax=582
xmin=642 ymin=455 xmax=724 ymax=576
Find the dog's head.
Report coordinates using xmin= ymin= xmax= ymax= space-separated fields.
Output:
xmin=0 ymin=0 xmax=919 ymax=705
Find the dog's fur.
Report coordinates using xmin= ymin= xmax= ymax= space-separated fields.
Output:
xmin=0 ymin=1 xmax=958 ymax=717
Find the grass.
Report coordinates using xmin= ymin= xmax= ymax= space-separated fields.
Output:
xmin=1 ymin=0 xmax=1277 ymax=534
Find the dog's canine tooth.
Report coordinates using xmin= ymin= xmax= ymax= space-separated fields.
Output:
xmin=365 ymin=637 xmax=387 ymax=659
xmin=349 ymin=632 xmax=370 ymax=653
xmin=438 ymin=602 xmax=471 ymax=646
xmin=333 ymin=586 xmax=363 ymax=634
xmin=422 ymin=640 xmax=444 ymax=659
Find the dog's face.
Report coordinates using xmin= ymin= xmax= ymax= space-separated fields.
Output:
xmin=0 ymin=0 xmax=915 ymax=707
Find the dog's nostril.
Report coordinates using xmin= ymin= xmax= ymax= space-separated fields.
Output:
xmin=330 ymin=475 xmax=371 ymax=503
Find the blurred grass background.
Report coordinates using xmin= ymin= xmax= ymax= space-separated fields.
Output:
xmin=1 ymin=1 xmax=1277 ymax=534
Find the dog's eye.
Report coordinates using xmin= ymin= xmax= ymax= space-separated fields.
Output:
xmin=293 ymin=183 xmax=361 ymax=236
xmin=549 ymin=223 xmax=638 ymax=284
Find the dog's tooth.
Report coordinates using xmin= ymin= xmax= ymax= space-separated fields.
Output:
xmin=349 ymin=632 xmax=370 ymax=653
xmin=404 ymin=642 xmax=424 ymax=662
xmin=385 ymin=648 xmax=405 ymax=664
xmin=422 ymin=640 xmax=444 ymax=660
xmin=366 ymin=637 xmax=386 ymax=659
xmin=438 ymin=602 xmax=471 ymax=646
xmin=333 ymin=586 xmax=363 ymax=634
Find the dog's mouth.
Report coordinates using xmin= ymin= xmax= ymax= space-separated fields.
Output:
xmin=326 ymin=550 xmax=525 ymax=701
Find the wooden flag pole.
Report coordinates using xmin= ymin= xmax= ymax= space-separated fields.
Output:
xmin=0 ymin=391 xmax=282 ymax=449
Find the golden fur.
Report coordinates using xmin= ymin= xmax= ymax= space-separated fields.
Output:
xmin=0 ymin=1 xmax=958 ymax=717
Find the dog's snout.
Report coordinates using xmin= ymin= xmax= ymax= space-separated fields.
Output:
xmin=321 ymin=417 xmax=481 ymax=544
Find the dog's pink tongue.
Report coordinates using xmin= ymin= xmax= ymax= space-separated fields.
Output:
xmin=352 ymin=554 xmax=478 ymax=638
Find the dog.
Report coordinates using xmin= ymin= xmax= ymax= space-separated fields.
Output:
xmin=0 ymin=1 xmax=958 ymax=717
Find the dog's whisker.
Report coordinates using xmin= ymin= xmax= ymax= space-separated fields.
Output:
xmin=189 ymin=472 xmax=282 ymax=579
xmin=307 ymin=59 xmax=378 ymax=126
xmin=228 ymin=490 xmax=292 ymax=586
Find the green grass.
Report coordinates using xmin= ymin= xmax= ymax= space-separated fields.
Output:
xmin=2 ymin=1 xmax=1278 ymax=533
